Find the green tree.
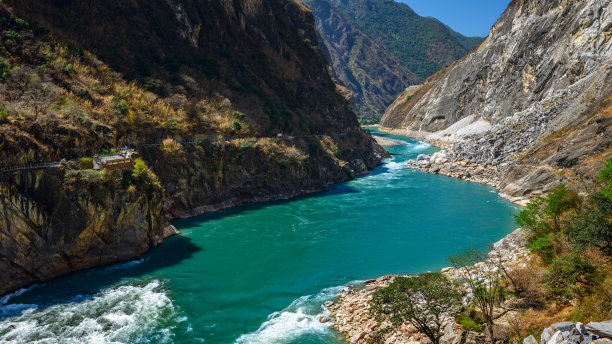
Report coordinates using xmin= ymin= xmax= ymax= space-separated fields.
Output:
xmin=544 ymin=253 xmax=606 ymax=304
xmin=370 ymin=273 xmax=462 ymax=344
xmin=132 ymin=158 xmax=147 ymax=179
xmin=566 ymin=192 xmax=612 ymax=254
xmin=599 ymin=158 xmax=612 ymax=199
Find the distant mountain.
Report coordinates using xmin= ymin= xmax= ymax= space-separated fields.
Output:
xmin=304 ymin=0 xmax=483 ymax=121
xmin=307 ymin=0 xmax=421 ymax=121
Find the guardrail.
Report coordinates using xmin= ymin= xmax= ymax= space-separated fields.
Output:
xmin=0 ymin=162 xmax=61 ymax=174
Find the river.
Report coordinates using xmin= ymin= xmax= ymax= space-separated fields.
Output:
xmin=0 ymin=129 xmax=520 ymax=343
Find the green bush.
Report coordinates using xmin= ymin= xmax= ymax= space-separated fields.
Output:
xmin=0 ymin=107 xmax=9 ymax=123
xmin=455 ymin=311 xmax=485 ymax=332
xmin=229 ymin=119 xmax=242 ymax=133
xmin=78 ymin=157 xmax=94 ymax=169
xmin=544 ymin=254 xmax=606 ymax=304
xmin=526 ymin=235 xmax=555 ymax=264
xmin=3 ymin=30 xmax=20 ymax=39
xmin=599 ymin=158 xmax=612 ymax=199
xmin=132 ymin=158 xmax=147 ymax=179
xmin=239 ymin=141 xmax=254 ymax=150
xmin=15 ymin=18 xmax=29 ymax=28
xmin=0 ymin=57 xmax=10 ymax=81
xmin=566 ymin=192 xmax=612 ymax=253
xmin=62 ymin=63 xmax=76 ymax=74
xmin=233 ymin=111 xmax=246 ymax=119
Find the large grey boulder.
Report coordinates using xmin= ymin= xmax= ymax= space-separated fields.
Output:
xmin=523 ymin=335 xmax=538 ymax=344
xmin=586 ymin=322 xmax=612 ymax=338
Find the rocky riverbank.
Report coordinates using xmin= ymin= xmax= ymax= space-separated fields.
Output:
xmin=407 ymin=151 xmax=531 ymax=206
xmin=328 ymin=228 xmax=530 ymax=344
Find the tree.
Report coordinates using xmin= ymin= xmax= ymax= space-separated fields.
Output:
xmin=449 ymin=249 xmax=517 ymax=344
xmin=543 ymin=253 xmax=606 ymax=304
xmin=370 ymin=273 xmax=462 ymax=344
xmin=598 ymin=158 xmax=612 ymax=199
xmin=566 ymin=192 xmax=612 ymax=254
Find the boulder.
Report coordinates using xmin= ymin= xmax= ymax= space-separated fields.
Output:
xmin=552 ymin=322 xmax=577 ymax=333
xmin=577 ymin=322 xmax=587 ymax=335
xmin=541 ymin=327 xmax=554 ymax=344
xmin=523 ymin=335 xmax=538 ymax=344
xmin=319 ymin=316 xmax=331 ymax=324
xmin=587 ymin=322 xmax=612 ymax=338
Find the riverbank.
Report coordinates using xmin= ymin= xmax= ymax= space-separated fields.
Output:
xmin=327 ymin=228 xmax=529 ymax=344
xmin=375 ymin=126 xmax=532 ymax=206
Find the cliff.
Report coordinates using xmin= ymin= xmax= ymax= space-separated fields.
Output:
xmin=382 ymin=0 xmax=612 ymax=201
xmin=0 ymin=0 xmax=385 ymax=295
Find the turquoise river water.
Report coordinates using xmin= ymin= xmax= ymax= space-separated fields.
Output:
xmin=0 ymin=129 xmax=520 ymax=344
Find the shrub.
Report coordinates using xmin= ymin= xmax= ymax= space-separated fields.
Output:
xmin=0 ymin=107 xmax=8 ymax=123
xmin=599 ymin=158 xmax=612 ymax=199
xmin=566 ymin=192 xmax=612 ymax=253
xmin=370 ymin=273 xmax=462 ymax=344
xmin=456 ymin=311 xmax=485 ymax=332
xmin=78 ymin=157 xmax=94 ymax=169
xmin=544 ymin=253 xmax=606 ymax=304
xmin=229 ymin=119 xmax=242 ymax=133
xmin=526 ymin=235 xmax=555 ymax=264
xmin=233 ymin=111 xmax=246 ymax=119
xmin=15 ymin=18 xmax=29 ymax=28
xmin=162 ymin=138 xmax=182 ymax=154
xmin=0 ymin=57 xmax=10 ymax=81
xmin=3 ymin=30 xmax=20 ymax=39
xmin=239 ymin=140 xmax=254 ymax=150
xmin=62 ymin=63 xmax=76 ymax=74
xmin=515 ymin=184 xmax=580 ymax=236
xmin=132 ymin=158 xmax=147 ymax=179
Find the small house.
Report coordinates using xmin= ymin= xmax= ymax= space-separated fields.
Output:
xmin=93 ymin=149 xmax=134 ymax=171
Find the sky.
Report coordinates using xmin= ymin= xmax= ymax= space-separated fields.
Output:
xmin=398 ymin=0 xmax=510 ymax=37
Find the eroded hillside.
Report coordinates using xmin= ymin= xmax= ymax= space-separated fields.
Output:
xmin=0 ymin=0 xmax=386 ymax=295
xmin=382 ymin=0 xmax=612 ymax=202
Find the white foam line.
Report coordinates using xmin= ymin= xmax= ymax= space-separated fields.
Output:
xmin=234 ymin=285 xmax=350 ymax=344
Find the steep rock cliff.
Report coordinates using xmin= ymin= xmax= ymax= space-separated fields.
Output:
xmin=0 ymin=0 xmax=385 ymax=295
xmin=382 ymin=0 xmax=612 ymax=201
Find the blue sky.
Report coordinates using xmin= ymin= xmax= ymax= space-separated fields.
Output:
xmin=398 ymin=0 xmax=510 ymax=37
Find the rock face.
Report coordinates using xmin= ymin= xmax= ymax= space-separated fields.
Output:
xmin=382 ymin=0 xmax=612 ymax=199
xmin=0 ymin=0 xmax=385 ymax=295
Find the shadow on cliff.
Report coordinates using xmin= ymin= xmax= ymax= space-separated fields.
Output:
xmin=4 ymin=235 xmax=201 ymax=312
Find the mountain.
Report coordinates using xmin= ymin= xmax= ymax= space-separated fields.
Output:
xmin=306 ymin=0 xmax=420 ymax=122
xmin=0 ymin=0 xmax=386 ymax=295
xmin=304 ymin=0 xmax=482 ymax=121
xmin=381 ymin=0 xmax=612 ymax=203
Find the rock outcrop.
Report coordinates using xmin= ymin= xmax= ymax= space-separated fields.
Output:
xmin=382 ymin=0 xmax=612 ymax=200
